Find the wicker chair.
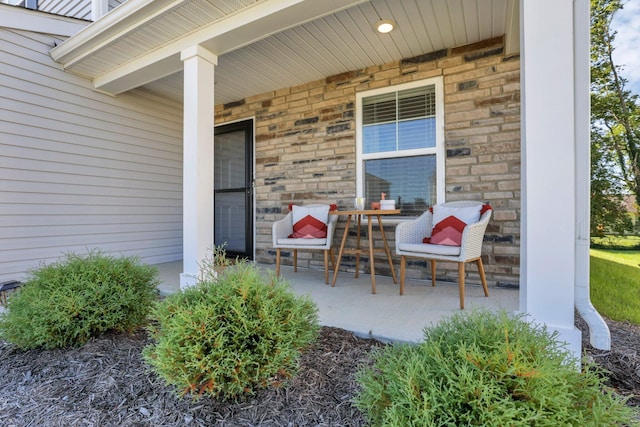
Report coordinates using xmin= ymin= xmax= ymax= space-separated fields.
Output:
xmin=272 ymin=204 xmax=338 ymax=284
xmin=395 ymin=200 xmax=491 ymax=309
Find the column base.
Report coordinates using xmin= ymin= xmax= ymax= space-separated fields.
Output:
xmin=551 ymin=325 xmax=582 ymax=367
xmin=180 ymin=272 xmax=197 ymax=290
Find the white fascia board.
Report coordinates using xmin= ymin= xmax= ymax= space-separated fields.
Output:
xmin=95 ymin=54 xmax=183 ymax=95
xmin=91 ymin=0 xmax=368 ymax=95
xmin=0 ymin=4 xmax=88 ymax=37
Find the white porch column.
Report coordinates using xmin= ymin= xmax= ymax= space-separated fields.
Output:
xmin=91 ymin=0 xmax=109 ymax=21
xmin=180 ymin=46 xmax=217 ymax=289
xmin=519 ymin=0 xmax=582 ymax=357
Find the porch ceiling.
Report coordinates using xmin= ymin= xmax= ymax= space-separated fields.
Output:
xmin=50 ymin=0 xmax=519 ymax=104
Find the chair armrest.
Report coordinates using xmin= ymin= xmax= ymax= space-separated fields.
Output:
xmin=326 ymin=214 xmax=338 ymax=243
xmin=272 ymin=212 xmax=293 ymax=246
xmin=459 ymin=210 xmax=492 ymax=260
xmin=395 ymin=210 xmax=432 ymax=252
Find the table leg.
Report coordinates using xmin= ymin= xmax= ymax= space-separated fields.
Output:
xmin=355 ymin=214 xmax=361 ymax=278
xmin=332 ymin=214 xmax=352 ymax=287
xmin=377 ymin=215 xmax=397 ymax=284
xmin=367 ymin=214 xmax=376 ymax=294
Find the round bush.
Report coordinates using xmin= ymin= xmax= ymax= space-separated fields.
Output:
xmin=355 ymin=310 xmax=634 ymax=427
xmin=143 ymin=261 xmax=319 ymax=400
xmin=0 ymin=251 xmax=159 ymax=349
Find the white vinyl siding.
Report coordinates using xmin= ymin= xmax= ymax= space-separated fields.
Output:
xmin=2 ymin=0 xmax=126 ymax=19
xmin=38 ymin=0 xmax=91 ymax=20
xmin=0 ymin=27 xmax=183 ymax=283
xmin=109 ymin=0 xmax=125 ymax=11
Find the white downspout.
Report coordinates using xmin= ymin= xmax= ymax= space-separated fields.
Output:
xmin=574 ymin=0 xmax=610 ymax=350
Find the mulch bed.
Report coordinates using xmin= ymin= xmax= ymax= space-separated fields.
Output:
xmin=0 ymin=327 xmax=383 ymax=426
xmin=0 ymin=317 xmax=638 ymax=426
xmin=576 ymin=314 xmax=640 ymax=407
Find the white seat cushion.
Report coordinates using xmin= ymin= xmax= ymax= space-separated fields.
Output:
xmin=432 ymin=204 xmax=481 ymax=226
xmin=398 ymin=243 xmax=461 ymax=256
xmin=277 ymin=238 xmax=327 ymax=246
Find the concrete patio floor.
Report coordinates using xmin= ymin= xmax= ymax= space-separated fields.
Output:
xmin=154 ymin=260 xmax=519 ymax=343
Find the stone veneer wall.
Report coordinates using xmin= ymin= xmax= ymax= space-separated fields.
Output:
xmin=214 ymin=36 xmax=521 ymax=287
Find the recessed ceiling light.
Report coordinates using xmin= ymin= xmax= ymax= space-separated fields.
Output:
xmin=375 ymin=19 xmax=395 ymax=34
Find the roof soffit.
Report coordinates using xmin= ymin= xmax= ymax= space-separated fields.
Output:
xmin=49 ymin=0 xmax=520 ymax=103
xmin=50 ymin=0 xmax=370 ymax=85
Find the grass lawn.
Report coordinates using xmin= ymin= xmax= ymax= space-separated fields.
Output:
xmin=590 ymin=245 xmax=640 ymax=324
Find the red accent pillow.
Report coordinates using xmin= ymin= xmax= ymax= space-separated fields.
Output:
xmin=288 ymin=205 xmax=331 ymax=238
xmin=428 ymin=204 xmax=484 ymax=246
xmin=430 ymin=215 xmax=468 ymax=246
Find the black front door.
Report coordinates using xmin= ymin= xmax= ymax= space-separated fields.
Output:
xmin=214 ymin=120 xmax=253 ymax=259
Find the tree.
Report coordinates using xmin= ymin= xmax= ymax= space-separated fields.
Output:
xmin=590 ymin=0 xmax=639 ymax=235
xmin=591 ymin=129 xmax=633 ymax=235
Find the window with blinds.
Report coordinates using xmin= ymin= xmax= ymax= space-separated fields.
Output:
xmin=362 ymin=85 xmax=436 ymax=154
xmin=357 ymin=78 xmax=443 ymax=215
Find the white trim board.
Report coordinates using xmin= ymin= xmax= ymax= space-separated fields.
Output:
xmin=0 ymin=4 xmax=87 ymax=37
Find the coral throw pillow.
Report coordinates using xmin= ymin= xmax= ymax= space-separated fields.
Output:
xmin=289 ymin=205 xmax=331 ymax=238
xmin=429 ymin=204 xmax=483 ymax=246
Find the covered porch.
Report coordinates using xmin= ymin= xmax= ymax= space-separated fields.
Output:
xmin=46 ymin=0 xmax=608 ymax=359
xmin=155 ymin=260 xmax=519 ymax=342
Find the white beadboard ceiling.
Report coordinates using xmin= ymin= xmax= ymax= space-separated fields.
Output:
xmin=51 ymin=0 xmax=519 ymax=104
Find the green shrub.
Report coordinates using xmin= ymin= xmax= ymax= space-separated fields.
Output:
xmin=197 ymin=244 xmax=234 ymax=283
xmin=143 ymin=260 xmax=319 ymax=400
xmin=355 ymin=310 xmax=634 ymax=427
xmin=590 ymin=235 xmax=640 ymax=250
xmin=0 ymin=251 xmax=159 ymax=349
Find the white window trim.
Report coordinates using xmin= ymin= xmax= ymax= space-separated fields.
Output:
xmin=355 ymin=77 xmax=446 ymax=209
